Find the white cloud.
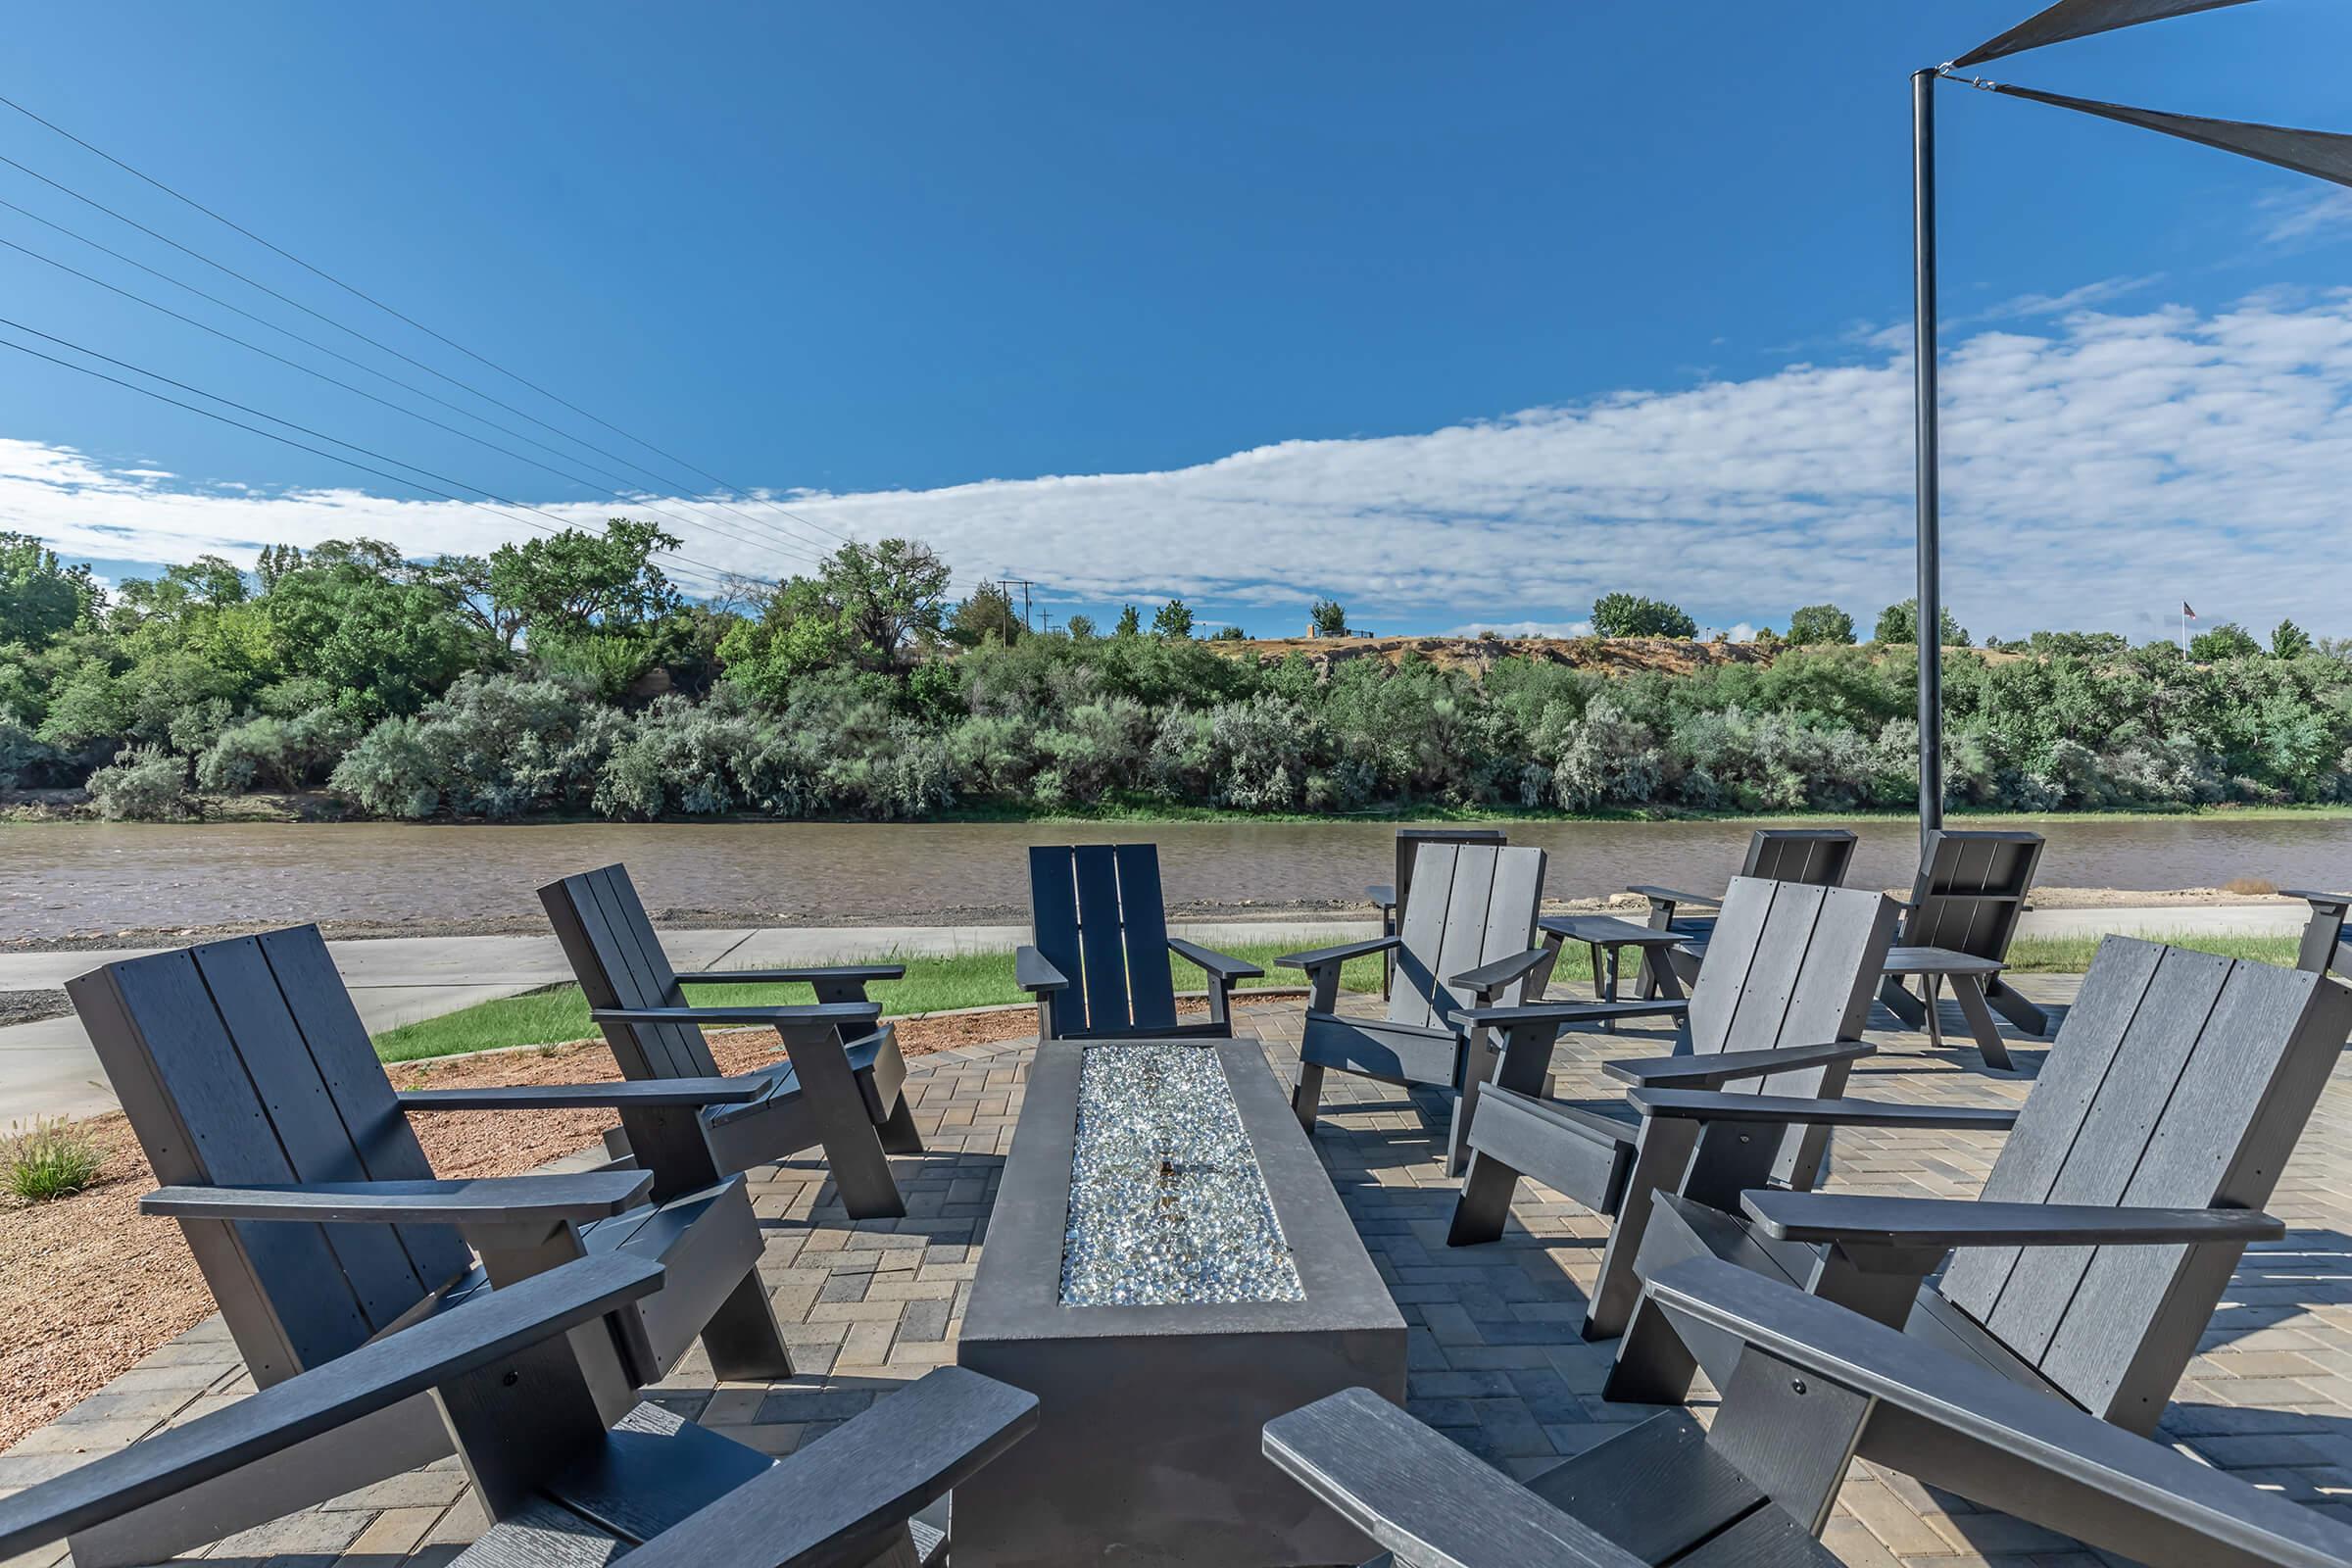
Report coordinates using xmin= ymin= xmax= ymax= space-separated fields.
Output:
xmin=2262 ymin=187 xmax=2352 ymax=245
xmin=1959 ymin=274 xmax=2165 ymax=325
xmin=1439 ymin=618 xmax=1595 ymax=639
xmin=8 ymin=290 xmax=2352 ymax=638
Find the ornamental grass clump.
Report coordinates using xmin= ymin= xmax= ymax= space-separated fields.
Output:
xmin=3 ymin=1117 xmax=104 ymax=1202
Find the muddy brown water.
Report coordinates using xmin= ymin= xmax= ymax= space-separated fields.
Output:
xmin=6 ymin=815 xmax=2350 ymax=940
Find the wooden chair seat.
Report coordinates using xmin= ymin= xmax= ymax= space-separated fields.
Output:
xmin=1297 ymin=1012 xmax=1463 ymax=1090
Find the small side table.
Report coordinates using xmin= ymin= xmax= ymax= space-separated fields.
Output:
xmin=1538 ymin=915 xmax=1690 ymax=1030
xmin=1883 ymin=948 xmax=2014 ymax=1069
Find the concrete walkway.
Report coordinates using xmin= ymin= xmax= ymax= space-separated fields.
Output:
xmin=0 ymin=903 xmax=2315 ymax=1122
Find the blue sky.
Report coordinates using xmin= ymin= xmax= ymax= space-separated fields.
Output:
xmin=4 ymin=1 xmax=2351 ymax=639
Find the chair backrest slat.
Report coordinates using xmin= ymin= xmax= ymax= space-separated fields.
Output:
xmin=68 ymin=928 xmax=470 ymax=1381
xmin=1114 ymin=843 xmax=1180 ymax=1027
xmin=1939 ymin=940 xmax=2352 ymax=1425
xmin=1739 ymin=828 xmax=1856 ymax=889
xmin=1393 ymin=845 xmax=1544 ymax=1032
xmin=1899 ymin=830 xmax=2042 ymax=958
xmin=1025 ymin=845 xmax=1186 ymax=1036
xmin=541 ymin=866 xmax=717 ymax=1080
xmin=1688 ymin=879 xmax=1897 ymax=1079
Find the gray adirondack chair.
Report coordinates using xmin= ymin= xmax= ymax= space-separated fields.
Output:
xmin=1626 ymin=827 xmax=1856 ymax=996
xmin=1879 ymin=827 xmax=2048 ymax=1035
xmin=0 ymin=1255 xmax=1039 ymax=1568
xmin=1444 ymin=878 xmax=1900 ymax=1341
xmin=1366 ymin=827 xmax=1510 ymax=1001
xmin=60 ymin=926 xmax=790 ymax=1568
xmin=1263 ymin=1257 xmax=2352 ymax=1568
xmin=1284 ymin=842 xmax=1550 ymax=1174
xmin=541 ymin=864 xmax=920 ymax=1221
xmin=1016 ymin=843 xmax=1263 ymax=1040
xmin=2287 ymin=888 xmax=2350 ymax=977
xmin=1605 ymin=938 xmax=2352 ymax=1437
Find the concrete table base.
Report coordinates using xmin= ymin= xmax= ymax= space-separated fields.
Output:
xmin=955 ymin=1037 xmax=1406 ymax=1568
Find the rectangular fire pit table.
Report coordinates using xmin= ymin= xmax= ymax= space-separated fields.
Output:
xmin=955 ymin=1037 xmax=1406 ymax=1568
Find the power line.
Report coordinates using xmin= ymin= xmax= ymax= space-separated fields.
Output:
xmin=0 ymin=318 xmax=763 ymax=595
xmin=0 ymin=126 xmax=853 ymax=561
xmin=0 ymin=217 xmax=829 ymax=571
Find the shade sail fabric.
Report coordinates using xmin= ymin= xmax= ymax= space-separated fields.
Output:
xmin=1991 ymin=82 xmax=2352 ymax=188
xmin=1953 ymin=0 xmax=2258 ymax=68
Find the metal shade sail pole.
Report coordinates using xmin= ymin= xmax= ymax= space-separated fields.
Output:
xmin=1912 ymin=68 xmax=1944 ymax=846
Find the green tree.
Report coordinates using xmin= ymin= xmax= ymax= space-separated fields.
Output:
xmin=1114 ymin=605 xmax=1142 ymax=637
xmin=0 ymin=533 xmax=100 ymax=646
xmin=1785 ymin=603 xmax=1855 ymax=646
xmin=1874 ymin=599 xmax=1969 ymax=647
xmin=1209 ymin=623 xmax=1249 ymax=641
xmin=1152 ymin=599 xmax=1195 ymax=639
xmin=486 ymin=518 xmax=682 ymax=644
xmin=1310 ymin=598 xmax=1348 ymax=637
xmin=818 ymin=538 xmax=953 ymax=669
xmin=948 ymin=581 xmax=1024 ymax=646
xmin=2272 ymin=618 xmax=2313 ymax=660
xmin=1064 ymin=612 xmax=1097 ymax=640
xmin=266 ymin=540 xmax=471 ymax=717
xmin=1591 ymin=592 xmax=1696 ymax=639
xmin=2189 ymin=621 xmax=2263 ymax=662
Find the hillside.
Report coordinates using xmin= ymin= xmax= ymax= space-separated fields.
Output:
xmin=1209 ymin=633 xmax=1783 ymax=678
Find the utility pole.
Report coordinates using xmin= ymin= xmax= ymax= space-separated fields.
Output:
xmin=999 ymin=576 xmax=1039 ymax=633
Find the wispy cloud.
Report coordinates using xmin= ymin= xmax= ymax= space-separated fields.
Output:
xmin=1956 ymin=274 xmax=2166 ymax=326
xmin=7 ymin=289 xmax=2352 ymax=638
xmin=2261 ymin=187 xmax=2352 ymax=245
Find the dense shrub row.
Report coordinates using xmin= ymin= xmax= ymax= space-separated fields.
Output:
xmin=4 ymin=525 xmax=2349 ymax=821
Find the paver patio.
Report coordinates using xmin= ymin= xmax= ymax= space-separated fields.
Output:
xmin=6 ymin=974 xmax=2349 ymax=1568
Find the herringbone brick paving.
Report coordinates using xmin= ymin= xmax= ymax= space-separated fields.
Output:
xmin=7 ymin=974 xmax=2351 ymax=1568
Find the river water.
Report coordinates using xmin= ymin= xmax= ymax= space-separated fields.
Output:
xmin=5 ymin=815 xmax=2349 ymax=939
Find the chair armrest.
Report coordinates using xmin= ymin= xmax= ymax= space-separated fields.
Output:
xmin=613 ymin=1366 xmax=1041 ymax=1568
xmin=0 ymin=1255 xmax=666 ymax=1560
xmin=1262 ymin=1388 xmax=1641 ymax=1568
xmin=1167 ymin=937 xmax=1264 ymax=981
xmin=1015 ymin=945 xmax=1069 ymax=994
xmin=1274 ymin=934 xmax=1399 ymax=971
xmin=1625 ymin=1090 xmax=2021 ymax=1131
xmin=2282 ymin=889 xmax=2352 ymax=911
xmin=1603 ymin=1041 xmax=1873 ymax=1088
xmin=1643 ymin=1258 xmax=2352 ymax=1568
xmin=1740 ymin=1191 xmax=2284 ymax=1251
xmin=1364 ymin=883 xmax=1397 ymax=910
xmin=684 ymin=963 xmax=906 ymax=985
xmin=1626 ymin=883 xmax=1717 ymax=909
xmin=400 ymin=1076 xmax=769 ymax=1112
xmin=140 ymin=1173 xmax=654 ymax=1227
xmin=1449 ymin=947 xmax=1549 ymax=995
xmin=589 ymin=1002 xmax=882 ymax=1027
xmin=1449 ymin=998 xmax=1688 ymax=1029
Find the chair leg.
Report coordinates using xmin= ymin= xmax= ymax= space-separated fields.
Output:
xmin=1292 ymin=1061 xmax=1325 ymax=1133
xmin=1446 ymin=1151 xmax=1522 ymax=1247
xmin=824 ymin=1120 xmax=906 ymax=1220
xmin=1602 ymin=1291 xmax=1703 ymax=1407
xmin=875 ymin=1092 xmax=927 ymax=1155
xmin=1984 ymin=975 xmax=2048 ymax=1036
xmin=700 ymin=1267 xmax=796 ymax=1382
xmin=1949 ymin=975 xmax=2013 ymax=1071
xmin=1878 ymin=973 xmax=1927 ymax=1026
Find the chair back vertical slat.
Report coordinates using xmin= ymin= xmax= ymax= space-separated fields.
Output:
xmin=1941 ymin=939 xmax=2352 ymax=1424
xmin=1740 ymin=829 xmax=1856 ymax=889
xmin=592 ymin=869 xmax=719 ymax=1077
xmin=1426 ymin=847 xmax=1504 ymax=1032
xmin=1071 ymin=846 xmax=1133 ymax=1034
xmin=69 ymin=943 xmax=378 ymax=1375
xmin=1393 ymin=828 xmax=1510 ymax=928
xmin=1113 ymin=844 xmax=1180 ymax=1030
xmin=1901 ymin=830 xmax=2042 ymax=959
xmin=1765 ymin=884 xmax=1902 ymax=1097
xmin=1393 ymin=845 xmax=1465 ymax=1031
xmin=1027 ymin=848 xmax=1088 ymax=1036
xmin=1683 ymin=879 xmax=1776 ymax=1054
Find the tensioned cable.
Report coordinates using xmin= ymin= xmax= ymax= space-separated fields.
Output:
xmin=0 ymin=220 xmax=826 ymax=571
xmin=0 ymin=131 xmax=854 ymax=559
xmin=0 ymin=193 xmax=833 ymax=568
xmin=0 ymin=319 xmax=760 ymax=595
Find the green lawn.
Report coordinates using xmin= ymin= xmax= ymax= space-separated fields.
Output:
xmin=373 ymin=929 xmax=2310 ymax=1063
xmin=372 ymin=941 xmax=1387 ymax=1062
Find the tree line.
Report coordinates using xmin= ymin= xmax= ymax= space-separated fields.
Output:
xmin=2 ymin=524 xmax=2346 ymax=822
